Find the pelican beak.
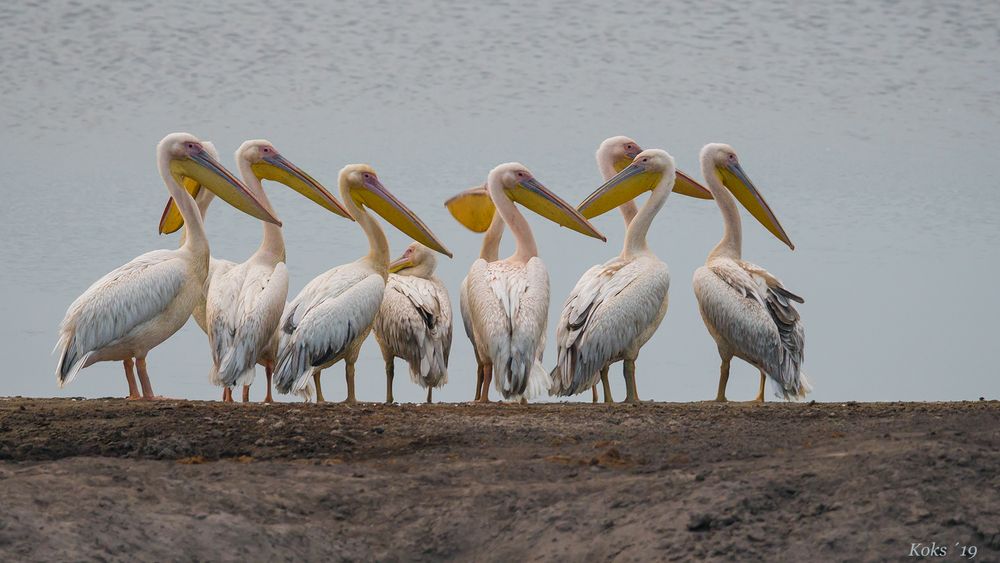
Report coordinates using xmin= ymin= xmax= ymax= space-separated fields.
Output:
xmin=444 ymin=185 xmax=496 ymax=233
xmin=353 ymin=175 xmax=453 ymax=257
xmin=507 ymin=177 xmax=606 ymax=241
xmin=674 ymin=170 xmax=714 ymax=200
xmin=252 ymin=154 xmax=354 ymax=220
xmin=578 ymin=162 xmax=662 ymax=219
xmin=158 ymin=176 xmax=201 ymax=234
xmin=388 ymin=253 xmax=413 ymax=274
xmin=718 ymin=162 xmax=794 ymax=249
xmin=170 ymin=149 xmax=281 ymax=226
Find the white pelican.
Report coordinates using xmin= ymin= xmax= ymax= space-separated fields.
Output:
xmin=550 ymin=147 xmax=710 ymax=403
xmin=273 ymin=164 xmax=452 ymax=403
xmin=160 ymin=140 xmax=353 ymax=402
xmin=455 ymin=163 xmax=605 ymax=402
xmin=372 ymin=242 xmax=453 ymax=403
xmin=444 ymin=185 xmax=503 ymax=400
xmin=55 ymin=133 xmax=279 ymax=399
xmin=692 ymin=143 xmax=809 ymax=402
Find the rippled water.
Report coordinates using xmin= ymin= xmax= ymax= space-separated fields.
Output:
xmin=2 ymin=0 xmax=997 ymax=402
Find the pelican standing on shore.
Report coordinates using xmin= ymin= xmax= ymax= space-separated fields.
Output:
xmin=445 ymin=185 xmax=503 ymax=400
xmin=55 ymin=133 xmax=279 ymax=398
xmin=166 ymin=140 xmax=353 ymax=402
xmin=551 ymin=137 xmax=712 ymax=403
xmin=372 ymin=243 xmax=453 ymax=403
xmin=273 ymin=164 xmax=451 ymax=403
xmin=550 ymin=148 xmax=711 ymax=403
xmin=458 ymin=163 xmax=605 ymax=402
xmin=693 ymin=143 xmax=809 ymax=401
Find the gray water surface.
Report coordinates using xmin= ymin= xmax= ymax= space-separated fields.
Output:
xmin=2 ymin=0 xmax=997 ymax=402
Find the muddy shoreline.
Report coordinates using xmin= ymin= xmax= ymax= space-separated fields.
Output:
xmin=1 ymin=398 xmax=998 ymax=561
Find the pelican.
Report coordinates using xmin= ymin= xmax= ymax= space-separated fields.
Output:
xmin=445 ymin=185 xmax=503 ymax=400
xmin=692 ymin=143 xmax=809 ymax=401
xmin=55 ymin=133 xmax=279 ymax=399
xmin=160 ymin=140 xmax=353 ymax=402
xmin=454 ymin=163 xmax=605 ymax=402
xmin=273 ymin=164 xmax=451 ymax=403
xmin=372 ymin=243 xmax=453 ymax=403
xmin=550 ymin=147 xmax=711 ymax=403
xmin=550 ymin=137 xmax=712 ymax=403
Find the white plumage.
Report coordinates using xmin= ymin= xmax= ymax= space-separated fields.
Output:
xmin=467 ymin=257 xmax=551 ymax=399
xmin=55 ymin=133 xmax=277 ymax=399
xmin=274 ymin=263 xmax=385 ymax=395
xmin=272 ymin=163 xmax=451 ymax=403
xmin=551 ymin=256 xmax=669 ymax=397
xmin=56 ymin=249 xmax=194 ymax=386
xmin=693 ymin=143 xmax=809 ymax=401
xmin=373 ymin=243 xmax=453 ymax=402
xmin=459 ymin=162 xmax=604 ymax=402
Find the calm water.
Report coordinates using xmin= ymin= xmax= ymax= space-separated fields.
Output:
xmin=1 ymin=0 xmax=997 ymax=402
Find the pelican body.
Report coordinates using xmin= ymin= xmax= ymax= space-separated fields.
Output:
xmin=273 ymin=164 xmax=451 ymax=403
xmin=550 ymin=137 xmax=712 ymax=403
xmin=372 ymin=243 xmax=453 ymax=403
xmin=692 ymin=143 xmax=809 ymax=401
xmin=551 ymin=145 xmax=711 ymax=403
xmin=160 ymin=140 xmax=352 ymax=402
xmin=55 ymin=133 xmax=279 ymax=399
xmin=453 ymin=163 xmax=605 ymax=402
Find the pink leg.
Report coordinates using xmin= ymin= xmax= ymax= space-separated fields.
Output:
xmin=242 ymin=385 xmax=250 ymax=403
xmin=135 ymin=358 xmax=158 ymax=400
xmin=123 ymin=359 xmax=140 ymax=400
xmin=264 ymin=362 xmax=274 ymax=404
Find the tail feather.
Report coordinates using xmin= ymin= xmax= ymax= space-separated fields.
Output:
xmin=522 ymin=360 xmax=552 ymax=401
xmin=273 ymin=342 xmax=313 ymax=394
xmin=55 ymin=334 xmax=91 ymax=387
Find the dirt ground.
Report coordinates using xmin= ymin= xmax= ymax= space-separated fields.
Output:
xmin=0 ymin=398 xmax=998 ymax=562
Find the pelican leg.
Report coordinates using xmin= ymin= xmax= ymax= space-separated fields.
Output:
xmin=135 ymin=358 xmax=157 ymax=400
xmin=477 ymin=364 xmax=493 ymax=403
xmin=264 ymin=361 xmax=274 ymax=404
xmin=591 ymin=386 xmax=598 ymax=403
xmin=426 ymin=387 xmax=433 ymax=404
xmin=222 ymin=388 xmax=233 ymax=402
xmin=343 ymin=362 xmax=357 ymax=404
xmin=754 ymin=370 xmax=766 ymax=403
xmin=385 ymin=361 xmax=395 ymax=404
xmin=623 ymin=360 xmax=639 ymax=404
xmin=474 ymin=363 xmax=484 ymax=401
xmin=242 ymin=385 xmax=251 ymax=403
xmin=123 ymin=359 xmax=140 ymax=400
xmin=601 ymin=366 xmax=613 ymax=404
xmin=715 ymin=357 xmax=731 ymax=402
xmin=313 ymin=370 xmax=325 ymax=403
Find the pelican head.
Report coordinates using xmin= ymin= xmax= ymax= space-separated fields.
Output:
xmin=158 ymin=133 xmax=280 ymax=228
xmin=701 ymin=143 xmax=793 ymax=249
xmin=597 ymin=136 xmax=643 ymax=173
xmin=340 ymin=164 xmax=452 ymax=257
xmin=159 ymin=141 xmax=219 ymax=234
xmin=388 ymin=242 xmax=438 ymax=277
xmin=578 ymin=149 xmax=676 ymax=219
xmin=238 ymin=140 xmax=352 ymax=219
xmin=444 ymin=184 xmax=496 ymax=233
xmin=488 ymin=162 xmax=605 ymax=241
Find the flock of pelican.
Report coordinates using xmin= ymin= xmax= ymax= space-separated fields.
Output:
xmin=55 ymin=132 xmax=810 ymax=405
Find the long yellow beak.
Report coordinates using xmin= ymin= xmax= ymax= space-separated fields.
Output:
xmin=169 ymin=150 xmax=280 ymax=226
xmin=718 ymin=162 xmax=794 ymax=249
xmin=675 ymin=170 xmax=713 ymax=200
xmin=614 ymin=154 xmax=711 ymax=200
xmin=158 ymin=177 xmax=201 ymax=234
xmin=388 ymin=254 xmax=413 ymax=273
xmin=252 ymin=154 xmax=353 ymax=220
xmin=578 ymin=163 xmax=663 ymax=219
xmin=507 ymin=177 xmax=606 ymax=241
xmin=352 ymin=176 xmax=453 ymax=257
xmin=444 ymin=185 xmax=496 ymax=233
